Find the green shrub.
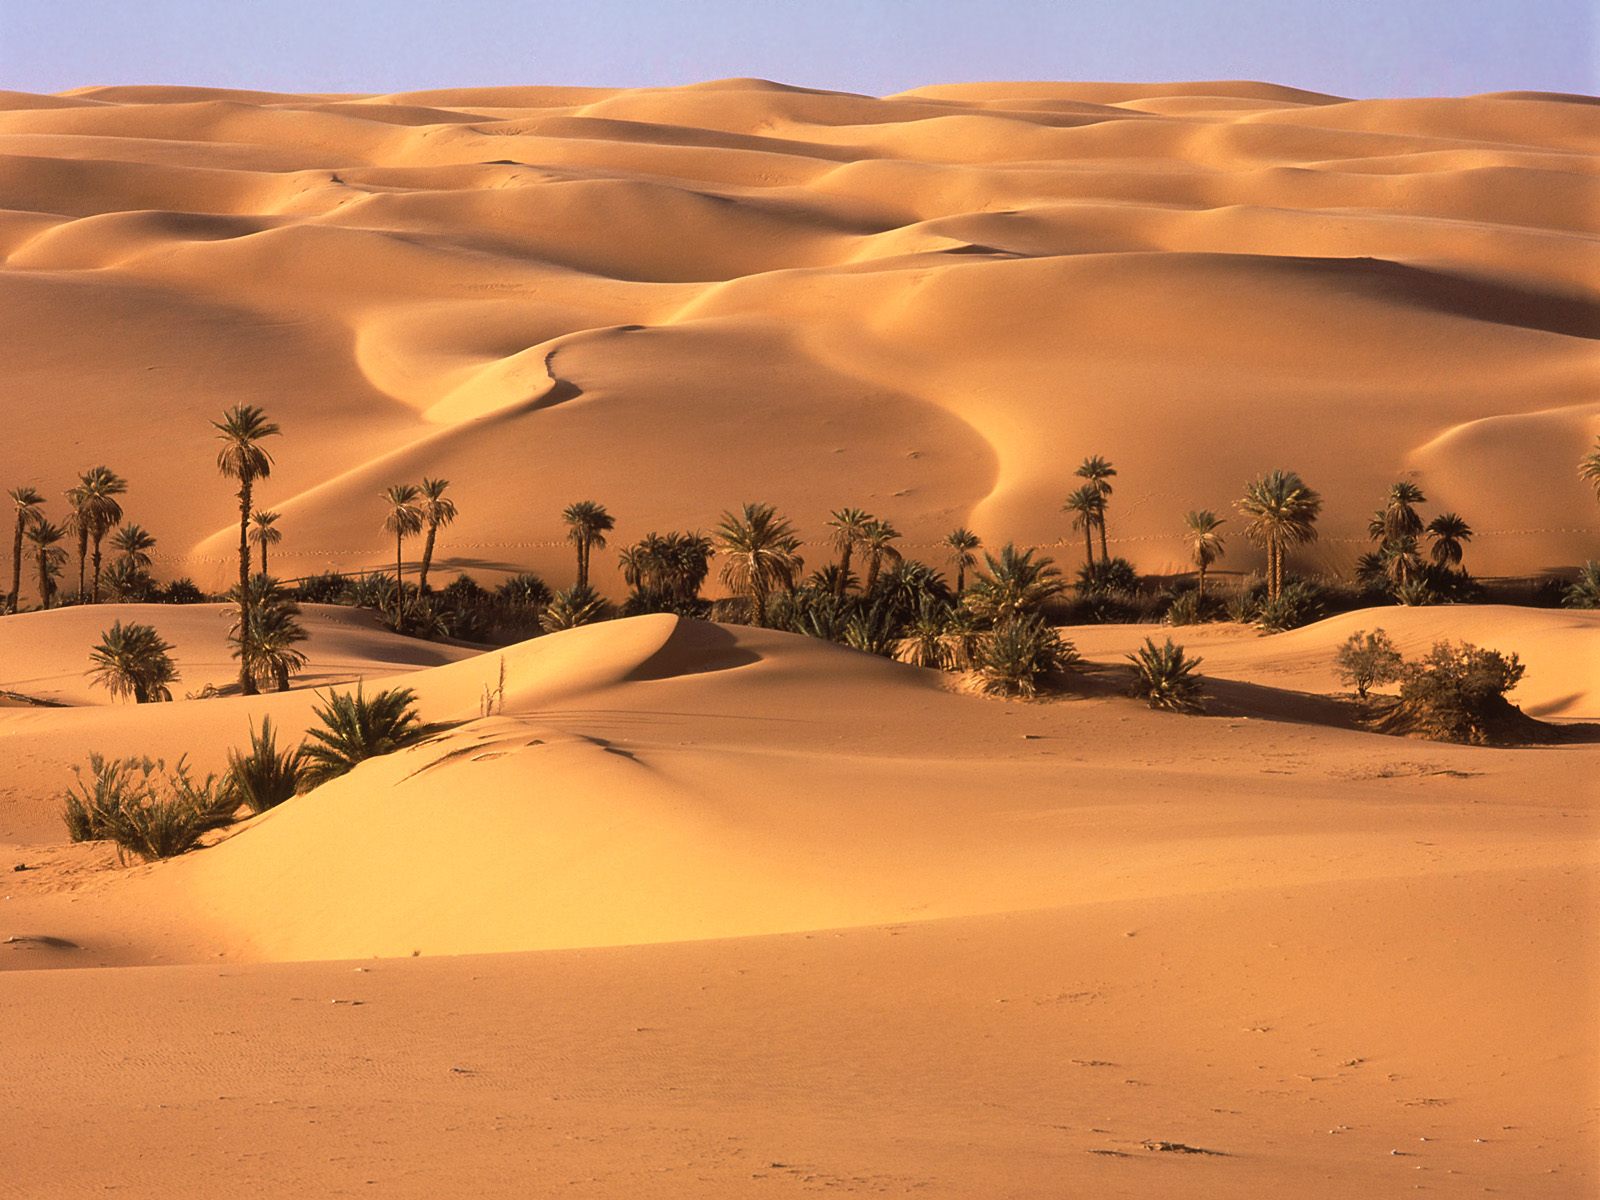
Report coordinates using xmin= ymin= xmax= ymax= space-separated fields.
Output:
xmin=227 ymin=717 xmax=305 ymax=813
xmin=976 ymin=615 xmax=1078 ymax=698
xmin=1127 ymin=637 xmax=1206 ymax=712
xmin=1372 ymin=640 xmax=1530 ymax=745
xmin=63 ymin=754 xmax=236 ymax=861
xmin=1164 ymin=590 xmax=1204 ymax=626
xmin=539 ymin=586 xmax=611 ymax=633
xmin=1254 ymin=579 xmax=1325 ymax=632
xmin=1075 ymin=556 xmax=1140 ymax=595
xmin=295 ymin=571 xmax=352 ymax=604
xmin=1335 ymin=628 xmax=1404 ymax=699
xmin=1564 ymin=562 xmax=1600 ymax=610
xmin=300 ymin=685 xmax=432 ymax=786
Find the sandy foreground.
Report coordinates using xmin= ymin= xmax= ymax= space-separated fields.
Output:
xmin=0 ymin=79 xmax=1597 ymax=586
xmin=1 ymin=607 xmax=1596 ymax=1197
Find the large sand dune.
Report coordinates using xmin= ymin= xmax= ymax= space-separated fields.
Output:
xmin=1 ymin=80 xmax=1597 ymax=596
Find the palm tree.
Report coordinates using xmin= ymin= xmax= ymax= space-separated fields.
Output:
xmin=111 ymin=523 xmax=157 ymax=572
xmin=79 ymin=467 xmax=128 ymax=603
xmin=1062 ymin=484 xmax=1104 ymax=567
xmin=25 ymin=519 xmax=67 ymax=610
xmin=228 ymin=575 xmax=308 ymax=692
xmin=1183 ymin=510 xmax=1227 ymax=604
xmin=64 ymin=480 xmax=89 ymax=600
xmin=382 ymin=484 xmax=424 ymax=620
xmin=214 ymin=405 xmax=281 ymax=696
xmin=825 ymin=507 xmax=875 ymax=598
xmin=943 ymin=527 xmax=981 ymax=593
xmin=1377 ymin=481 xmax=1426 ymax=543
xmin=248 ymin=510 xmax=282 ymax=575
xmin=7 ymin=486 xmax=44 ymax=612
xmin=859 ymin=520 xmax=902 ymax=593
xmin=1580 ymin=436 xmax=1600 ymax=500
xmin=87 ymin=620 xmax=178 ymax=703
xmin=1426 ymin=512 xmax=1472 ymax=571
xmin=714 ymin=502 xmax=802 ymax=627
xmin=1074 ymin=455 xmax=1117 ymax=563
xmin=962 ymin=543 xmax=1065 ymax=623
xmin=416 ymin=478 xmax=457 ymax=595
xmin=1236 ymin=470 xmax=1322 ymax=602
xmin=562 ymin=500 xmax=615 ymax=592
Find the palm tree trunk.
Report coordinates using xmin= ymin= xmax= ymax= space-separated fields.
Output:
xmin=1197 ymin=563 xmax=1206 ymax=605
xmin=395 ymin=531 xmax=405 ymax=621
xmin=865 ymin=552 xmax=880 ymax=595
xmin=1081 ymin=526 xmax=1093 ymax=566
xmin=836 ymin=544 xmax=852 ymax=598
xmin=1098 ymin=517 xmax=1109 ymax=565
xmin=37 ymin=551 xmax=50 ymax=610
xmin=8 ymin=518 xmax=22 ymax=613
xmin=238 ymin=479 xmax=256 ymax=696
xmin=956 ymin=562 xmax=965 ymax=594
xmin=576 ymin=539 xmax=588 ymax=592
xmin=259 ymin=542 xmax=267 ymax=576
xmin=91 ymin=534 xmax=104 ymax=603
xmin=751 ymin=580 xmax=767 ymax=628
xmin=419 ymin=523 xmax=438 ymax=594
xmin=76 ymin=529 xmax=87 ymax=600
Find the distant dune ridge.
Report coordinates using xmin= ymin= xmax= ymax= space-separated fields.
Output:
xmin=1 ymin=79 xmax=1596 ymax=591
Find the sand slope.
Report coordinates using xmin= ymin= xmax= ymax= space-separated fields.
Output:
xmin=1 ymin=80 xmax=1596 ymax=596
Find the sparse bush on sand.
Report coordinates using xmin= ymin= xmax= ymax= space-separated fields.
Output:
xmin=299 ymin=684 xmax=432 ymax=786
xmin=1370 ymin=640 xmax=1538 ymax=745
xmin=63 ymin=754 xmax=236 ymax=861
xmin=1127 ymin=637 xmax=1206 ymax=712
xmin=975 ymin=615 xmax=1077 ymax=698
xmin=1334 ymin=629 xmax=1405 ymax=700
xmin=226 ymin=717 xmax=304 ymax=813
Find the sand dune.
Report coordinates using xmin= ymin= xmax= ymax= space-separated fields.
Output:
xmin=0 ymin=80 xmax=1595 ymax=595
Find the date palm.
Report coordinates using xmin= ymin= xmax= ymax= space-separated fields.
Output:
xmin=25 ymin=518 xmax=67 ymax=610
xmin=88 ymin=620 xmax=178 ymax=703
xmin=214 ymin=405 xmax=281 ymax=696
xmin=943 ymin=526 xmax=981 ymax=593
xmin=83 ymin=467 xmax=127 ymax=603
xmin=1236 ymin=470 xmax=1322 ymax=602
xmin=714 ymin=502 xmax=802 ymax=627
xmin=825 ymin=507 xmax=874 ymax=598
xmin=1377 ymin=481 xmax=1426 ymax=542
xmin=1074 ymin=455 xmax=1117 ymax=563
xmin=111 ymin=523 xmax=157 ymax=572
xmin=1062 ymin=484 xmax=1103 ymax=567
xmin=859 ymin=520 xmax=902 ymax=594
xmin=248 ymin=510 xmax=281 ymax=575
xmin=228 ymin=575 xmax=308 ymax=692
xmin=1426 ymin=512 xmax=1472 ymax=571
xmin=7 ymin=485 xmax=44 ymax=613
xmin=416 ymin=478 xmax=457 ymax=595
xmin=1580 ymin=436 xmax=1600 ymax=500
xmin=962 ymin=543 xmax=1065 ymax=624
xmin=1182 ymin=510 xmax=1227 ymax=604
xmin=382 ymin=484 xmax=424 ymax=620
xmin=562 ymin=500 xmax=614 ymax=592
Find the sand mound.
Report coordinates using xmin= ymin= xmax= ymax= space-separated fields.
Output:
xmin=0 ymin=79 xmax=1594 ymax=595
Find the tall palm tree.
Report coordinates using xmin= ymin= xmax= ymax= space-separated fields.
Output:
xmin=562 ymin=500 xmax=614 ymax=592
xmin=80 ymin=467 xmax=128 ymax=603
xmin=714 ymin=502 xmax=802 ymax=628
xmin=825 ymin=507 xmax=874 ymax=598
xmin=214 ymin=405 xmax=281 ymax=696
xmin=248 ymin=510 xmax=281 ymax=575
xmin=1182 ymin=510 xmax=1227 ymax=604
xmin=382 ymin=484 xmax=424 ymax=620
xmin=7 ymin=486 xmax=44 ymax=613
xmin=228 ymin=575 xmax=308 ymax=692
xmin=64 ymin=480 xmax=89 ymax=601
xmin=416 ymin=478 xmax=457 ymax=595
xmin=88 ymin=621 xmax=179 ymax=703
xmin=859 ymin=520 xmax=902 ymax=593
xmin=1062 ymin=484 xmax=1104 ymax=567
xmin=25 ymin=518 xmax=68 ymax=610
xmin=943 ymin=527 xmax=981 ymax=593
xmin=1580 ymin=436 xmax=1600 ymax=500
xmin=111 ymin=523 xmax=157 ymax=572
xmin=1377 ymin=481 xmax=1426 ymax=542
xmin=1074 ymin=455 xmax=1117 ymax=563
xmin=1235 ymin=470 xmax=1322 ymax=602
xmin=1426 ymin=512 xmax=1473 ymax=571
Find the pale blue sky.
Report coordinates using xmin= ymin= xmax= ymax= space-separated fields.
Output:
xmin=2 ymin=0 xmax=1595 ymax=98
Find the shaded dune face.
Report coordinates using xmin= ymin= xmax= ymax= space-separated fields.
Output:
xmin=0 ymin=79 xmax=1596 ymax=589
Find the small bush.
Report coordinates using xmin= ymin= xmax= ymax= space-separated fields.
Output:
xmin=1164 ymin=590 xmax=1204 ymax=626
xmin=300 ymin=685 xmax=432 ymax=786
xmin=1335 ymin=629 xmax=1404 ymax=699
xmin=1372 ymin=640 xmax=1531 ymax=745
xmin=1127 ymin=637 xmax=1206 ymax=712
xmin=227 ymin=717 xmax=304 ymax=813
xmin=540 ymin=586 xmax=610 ymax=633
xmin=1254 ymin=580 xmax=1326 ymax=633
xmin=1564 ymin=562 xmax=1600 ymax=610
xmin=295 ymin=571 xmax=352 ymax=604
xmin=1076 ymin=557 xmax=1140 ymax=595
xmin=975 ymin=615 xmax=1078 ymax=698
xmin=158 ymin=578 xmax=208 ymax=604
xmin=63 ymin=754 xmax=236 ymax=861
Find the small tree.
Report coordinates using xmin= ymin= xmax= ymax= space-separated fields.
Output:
xmin=88 ymin=621 xmax=179 ymax=703
xmin=1128 ymin=637 xmax=1205 ymax=712
xmin=975 ymin=615 xmax=1077 ymax=698
xmin=1334 ymin=629 xmax=1405 ymax=699
xmin=300 ymin=685 xmax=431 ymax=786
xmin=1374 ymin=640 xmax=1529 ymax=745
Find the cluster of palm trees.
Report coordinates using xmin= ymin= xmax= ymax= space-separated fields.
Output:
xmin=1062 ymin=455 xmax=1117 ymax=568
xmin=6 ymin=468 xmax=159 ymax=613
xmin=1353 ymin=482 xmax=1472 ymax=601
xmin=379 ymin=478 xmax=458 ymax=624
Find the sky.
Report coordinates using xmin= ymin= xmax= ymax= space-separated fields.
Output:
xmin=1 ymin=0 xmax=1595 ymax=99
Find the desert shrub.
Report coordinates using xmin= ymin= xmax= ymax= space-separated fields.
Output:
xmin=1076 ymin=556 xmax=1140 ymax=596
xmin=841 ymin=598 xmax=899 ymax=657
xmin=103 ymin=559 xmax=158 ymax=602
xmin=1164 ymin=590 xmax=1204 ymax=626
xmin=295 ymin=571 xmax=352 ymax=604
xmin=1335 ymin=628 xmax=1404 ymax=699
xmin=87 ymin=621 xmax=180 ymax=703
xmin=226 ymin=717 xmax=304 ymax=813
xmin=539 ymin=585 xmax=611 ymax=633
xmin=1127 ymin=637 xmax=1205 ymax=712
xmin=498 ymin=572 xmax=553 ymax=610
xmin=975 ymin=615 xmax=1078 ymax=698
xmin=1372 ymin=640 xmax=1531 ymax=745
xmin=63 ymin=754 xmax=235 ymax=861
xmin=345 ymin=572 xmax=397 ymax=611
xmin=300 ymin=685 xmax=432 ymax=786
xmin=1254 ymin=579 xmax=1326 ymax=632
xmin=157 ymin=577 xmax=208 ymax=605
xmin=1564 ymin=562 xmax=1600 ymax=610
